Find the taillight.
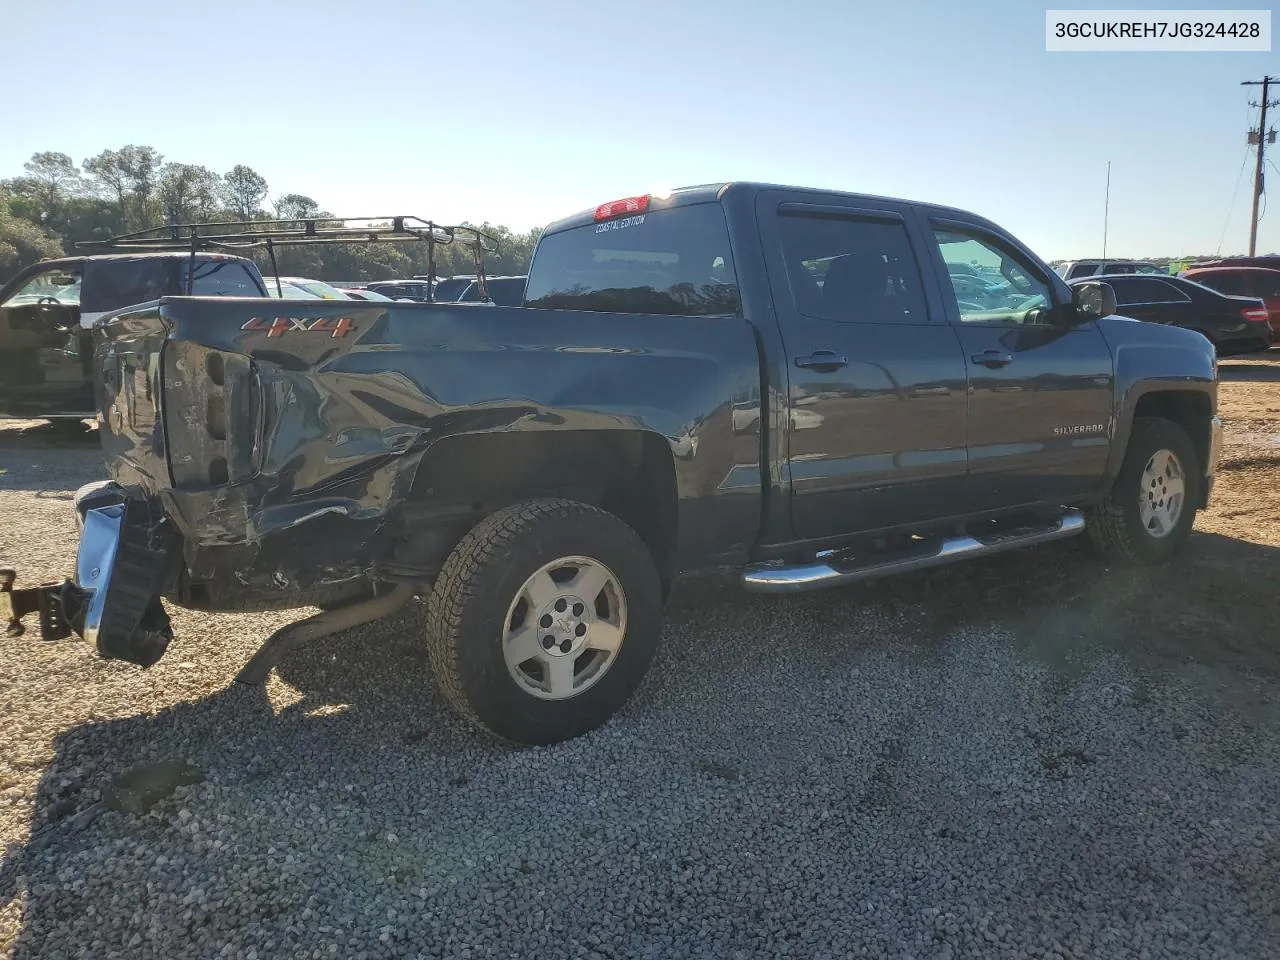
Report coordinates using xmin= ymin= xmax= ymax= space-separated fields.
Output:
xmin=594 ymin=195 xmax=650 ymax=222
xmin=162 ymin=342 xmax=260 ymax=489
xmin=1242 ymin=306 xmax=1270 ymax=323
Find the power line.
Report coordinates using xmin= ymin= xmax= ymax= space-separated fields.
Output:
xmin=1102 ymin=161 xmax=1111 ymax=259
xmin=1216 ymin=144 xmax=1253 ymax=254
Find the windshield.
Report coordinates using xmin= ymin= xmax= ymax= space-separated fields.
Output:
xmin=348 ymin=288 xmax=392 ymax=301
xmin=459 ymin=277 xmax=527 ymax=306
xmin=1 ymin=268 xmax=83 ymax=308
xmin=264 ymin=281 xmax=310 ymax=299
xmin=292 ymin=279 xmax=351 ymax=299
xmin=265 ymin=278 xmax=351 ymax=299
xmin=524 ymin=202 xmax=741 ymax=316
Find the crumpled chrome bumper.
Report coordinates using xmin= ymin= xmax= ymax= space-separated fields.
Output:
xmin=2 ymin=481 xmax=175 ymax=666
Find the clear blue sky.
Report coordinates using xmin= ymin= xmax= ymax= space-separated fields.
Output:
xmin=1 ymin=0 xmax=1276 ymax=259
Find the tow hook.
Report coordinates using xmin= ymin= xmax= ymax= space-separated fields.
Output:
xmin=0 ymin=568 xmax=88 ymax=641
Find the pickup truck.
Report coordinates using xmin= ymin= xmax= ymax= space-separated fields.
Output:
xmin=2 ymin=182 xmax=1222 ymax=746
xmin=0 ymin=252 xmax=268 ymax=421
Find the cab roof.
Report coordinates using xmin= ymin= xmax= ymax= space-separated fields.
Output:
xmin=540 ymin=181 xmax=1003 ymax=236
xmin=29 ymin=251 xmax=250 ymax=270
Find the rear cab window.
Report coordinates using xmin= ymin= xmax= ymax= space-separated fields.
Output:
xmin=81 ymin=258 xmax=173 ymax=313
xmin=524 ymin=202 xmax=741 ymax=316
xmin=183 ymin=259 xmax=264 ymax=297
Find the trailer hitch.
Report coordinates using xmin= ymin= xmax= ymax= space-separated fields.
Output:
xmin=1 ymin=568 xmax=87 ymax=641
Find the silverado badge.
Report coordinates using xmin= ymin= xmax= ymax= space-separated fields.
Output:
xmin=1053 ymin=423 xmax=1106 ymax=436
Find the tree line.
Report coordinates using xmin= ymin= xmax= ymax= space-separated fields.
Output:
xmin=0 ymin=147 xmax=542 ymax=283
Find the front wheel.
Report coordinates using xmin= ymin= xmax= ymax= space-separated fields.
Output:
xmin=425 ymin=499 xmax=663 ymax=745
xmin=1086 ymin=417 xmax=1200 ymax=565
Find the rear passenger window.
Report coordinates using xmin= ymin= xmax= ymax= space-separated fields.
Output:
xmin=1067 ymin=263 xmax=1098 ymax=279
xmin=1109 ymin=278 xmax=1188 ymax=305
xmin=778 ymin=213 xmax=928 ymax=323
xmin=186 ymin=260 xmax=263 ymax=297
xmin=1197 ymin=273 xmax=1250 ymax=296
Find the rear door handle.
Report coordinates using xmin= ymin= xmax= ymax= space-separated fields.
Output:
xmin=971 ymin=349 xmax=1013 ymax=368
xmin=794 ymin=351 xmax=849 ymax=372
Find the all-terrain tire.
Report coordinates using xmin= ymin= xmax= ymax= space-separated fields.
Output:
xmin=425 ymin=498 xmax=664 ymax=745
xmin=1086 ymin=416 xmax=1200 ymax=565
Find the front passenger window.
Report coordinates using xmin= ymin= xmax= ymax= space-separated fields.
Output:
xmin=932 ymin=228 xmax=1053 ymax=325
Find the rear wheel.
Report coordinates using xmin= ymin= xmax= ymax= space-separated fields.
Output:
xmin=425 ymin=499 xmax=663 ymax=745
xmin=1086 ymin=417 xmax=1200 ymax=565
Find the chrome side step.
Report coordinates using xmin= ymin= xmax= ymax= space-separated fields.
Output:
xmin=741 ymin=509 xmax=1086 ymax=594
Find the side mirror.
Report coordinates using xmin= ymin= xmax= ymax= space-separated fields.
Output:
xmin=1071 ymin=281 xmax=1117 ymax=322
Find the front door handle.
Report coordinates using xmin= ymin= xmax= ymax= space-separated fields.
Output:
xmin=794 ymin=351 xmax=849 ymax=373
xmin=971 ymin=349 xmax=1013 ymax=368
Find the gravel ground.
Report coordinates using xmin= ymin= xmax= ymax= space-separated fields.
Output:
xmin=3 ymin=356 xmax=1280 ymax=959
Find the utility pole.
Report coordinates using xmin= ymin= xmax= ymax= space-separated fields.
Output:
xmin=1242 ymin=76 xmax=1279 ymax=256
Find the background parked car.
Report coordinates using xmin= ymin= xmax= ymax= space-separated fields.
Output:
xmin=1179 ymin=266 xmax=1280 ymax=336
xmin=365 ymin=280 xmax=433 ymax=301
xmin=423 ymin=276 xmax=474 ymax=302
xmin=1055 ymin=259 xmax=1167 ymax=280
xmin=1188 ymin=255 xmax=1280 ymax=271
xmin=1069 ymin=273 xmax=1272 ymax=356
xmin=1 ymin=252 xmax=266 ymax=420
xmin=262 ymin=277 xmax=354 ymax=299
xmin=339 ymin=287 xmax=395 ymax=301
xmin=457 ymin=275 xmax=527 ymax=306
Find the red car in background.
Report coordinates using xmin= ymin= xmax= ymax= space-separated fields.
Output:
xmin=1181 ymin=266 xmax=1280 ymax=338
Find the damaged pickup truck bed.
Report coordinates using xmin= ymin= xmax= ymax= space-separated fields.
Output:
xmin=3 ymin=183 xmax=1222 ymax=745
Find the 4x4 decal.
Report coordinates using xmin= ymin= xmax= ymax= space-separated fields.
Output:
xmin=240 ymin=316 xmax=356 ymax=338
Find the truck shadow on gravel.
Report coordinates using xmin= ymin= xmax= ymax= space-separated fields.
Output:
xmin=0 ymin=421 xmax=98 ymax=446
xmin=669 ymin=528 xmax=1280 ymax=673
xmin=2 ymin=530 xmax=1279 ymax=955
xmin=0 ymin=422 xmax=104 ymax=495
